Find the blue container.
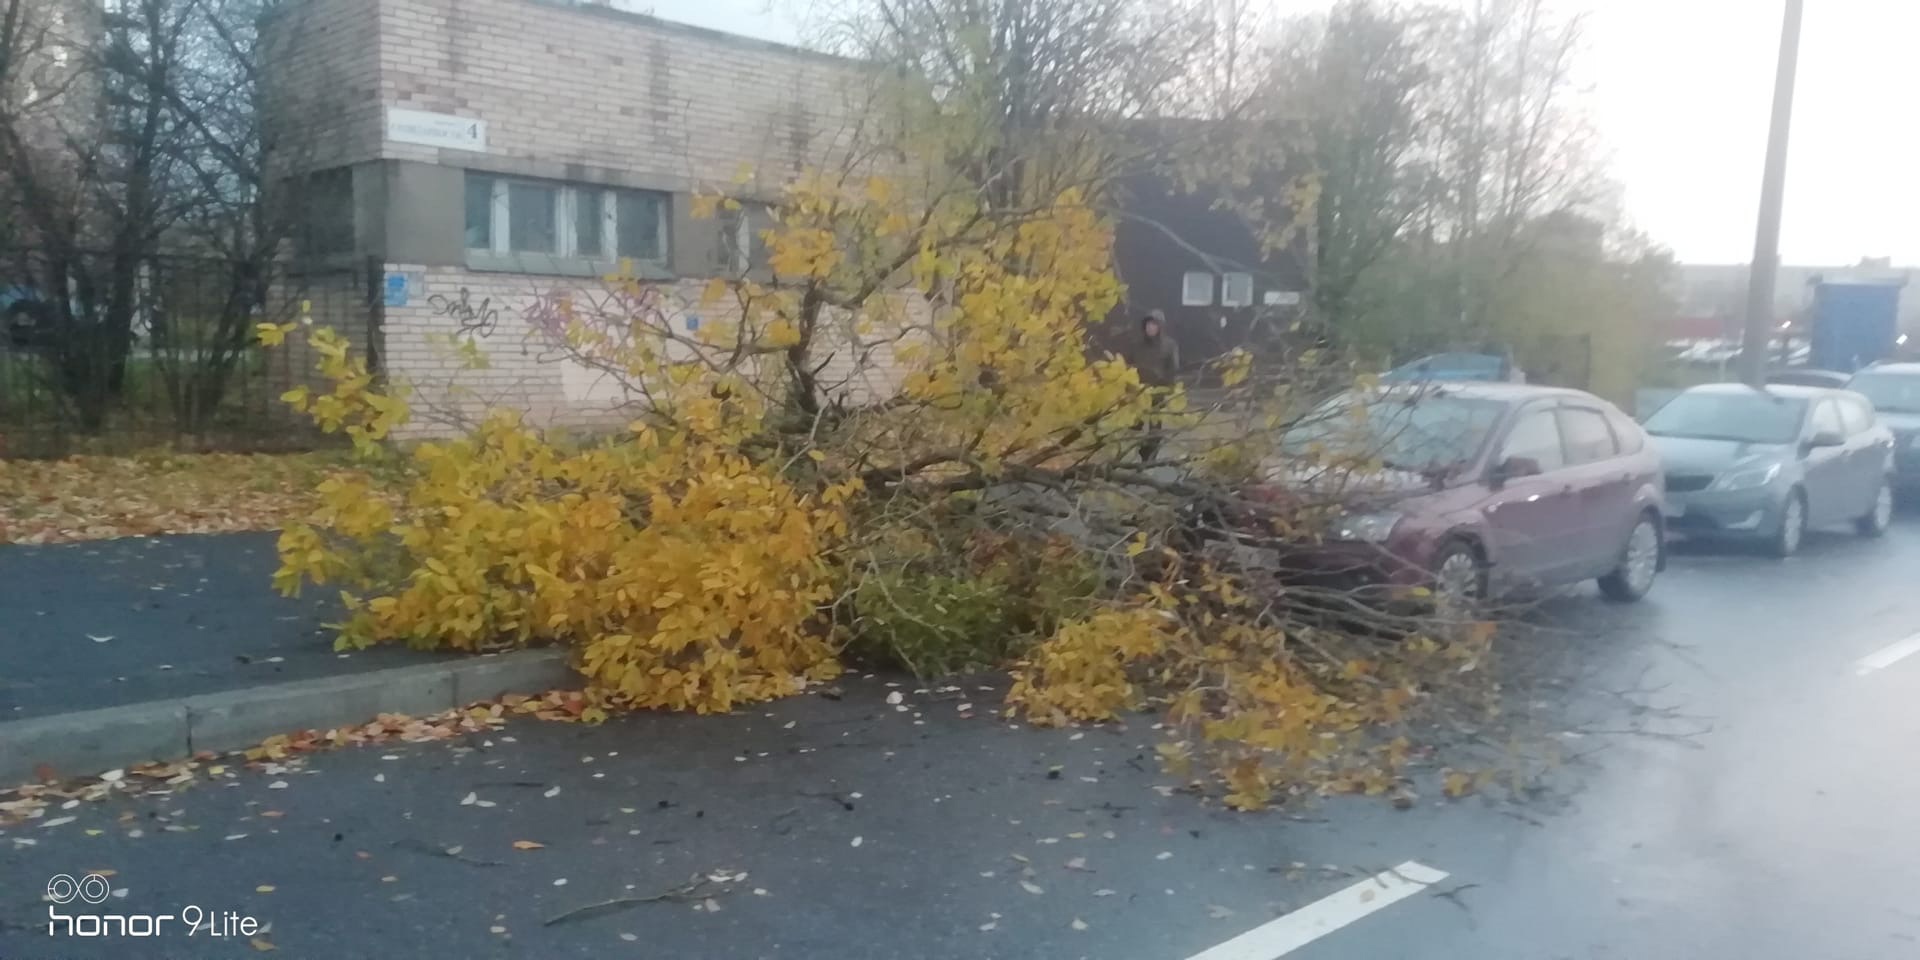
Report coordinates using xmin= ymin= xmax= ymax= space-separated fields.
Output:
xmin=1810 ymin=280 xmax=1903 ymax=372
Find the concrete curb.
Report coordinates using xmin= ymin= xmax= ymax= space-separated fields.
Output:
xmin=0 ymin=648 xmax=575 ymax=784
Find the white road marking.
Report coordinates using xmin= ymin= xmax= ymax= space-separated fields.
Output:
xmin=1855 ymin=632 xmax=1920 ymax=676
xmin=1182 ymin=861 xmax=1449 ymax=960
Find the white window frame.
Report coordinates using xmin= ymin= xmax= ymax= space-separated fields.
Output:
xmin=1221 ymin=272 xmax=1254 ymax=308
xmin=466 ymin=174 xmax=667 ymax=266
xmin=1181 ymin=271 xmax=1214 ymax=306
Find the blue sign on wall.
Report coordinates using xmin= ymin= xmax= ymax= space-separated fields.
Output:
xmin=383 ymin=273 xmax=409 ymax=308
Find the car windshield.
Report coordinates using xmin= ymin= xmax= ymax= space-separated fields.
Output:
xmin=1642 ymin=391 xmax=1807 ymax=445
xmin=1282 ymin=392 xmax=1506 ymax=473
xmin=1846 ymin=373 xmax=1920 ymax=414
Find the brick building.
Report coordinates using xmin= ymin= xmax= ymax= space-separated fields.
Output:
xmin=260 ymin=0 xmax=881 ymax=433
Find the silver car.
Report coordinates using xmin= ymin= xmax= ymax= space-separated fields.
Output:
xmin=1646 ymin=383 xmax=1894 ymax=556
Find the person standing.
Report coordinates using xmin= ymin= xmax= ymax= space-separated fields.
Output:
xmin=1132 ymin=310 xmax=1179 ymax=462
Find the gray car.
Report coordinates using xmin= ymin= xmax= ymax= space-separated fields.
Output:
xmin=1647 ymin=383 xmax=1894 ymax=556
xmin=1844 ymin=362 xmax=1920 ymax=493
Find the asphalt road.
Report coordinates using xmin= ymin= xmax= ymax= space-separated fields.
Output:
xmin=0 ymin=533 xmax=436 ymax=719
xmin=6 ymin=519 xmax=1920 ymax=958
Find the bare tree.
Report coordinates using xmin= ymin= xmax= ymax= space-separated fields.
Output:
xmin=0 ymin=0 xmax=299 ymax=433
xmin=1262 ymin=0 xmax=1445 ymax=333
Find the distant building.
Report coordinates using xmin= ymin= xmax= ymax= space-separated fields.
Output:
xmin=1670 ymin=261 xmax=1918 ymax=341
xmin=1105 ymin=171 xmax=1310 ymax=376
xmin=260 ymin=0 xmax=886 ymax=433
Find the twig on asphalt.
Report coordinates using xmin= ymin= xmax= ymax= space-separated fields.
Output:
xmin=797 ymin=789 xmax=856 ymax=811
xmin=543 ymin=876 xmax=717 ymax=926
xmin=1429 ymin=881 xmax=1480 ymax=914
xmin=769 ymin=807 xmax=800 ymax=835
xmin=392 ymin=838 xmax=505 ymax=867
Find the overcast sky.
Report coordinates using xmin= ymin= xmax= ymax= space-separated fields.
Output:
xmin=624 ymin=0 xmax=1916 ymax=267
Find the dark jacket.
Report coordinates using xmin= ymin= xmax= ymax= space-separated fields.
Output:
xmin=1133 ymin=333 xmax=1180 ymax=387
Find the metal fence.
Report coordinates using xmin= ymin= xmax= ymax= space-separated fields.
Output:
xmin=0 ymin=249 xmax=383 ymax=458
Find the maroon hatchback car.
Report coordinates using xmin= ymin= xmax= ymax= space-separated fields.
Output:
xmin=1214 ymin=383 xmax=1667 ymax=603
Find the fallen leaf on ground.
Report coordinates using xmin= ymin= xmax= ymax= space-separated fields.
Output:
xmin=512 ymin=840 xmax=545 ymax=851
xmin=1071 ymin=918 xmax=1089 ymax=931
xmin=255 ymin=885 xmax=275 ymax=894
xmin=1207 ymin=904 xmax=1234 ymax=919
xmin=250 ymin=936 xmax=276 ymax=951
xmin=1020 ymin=881 xmax=1044 ymax=895
xmin=0 ymin=452 xmax=381 ymax=546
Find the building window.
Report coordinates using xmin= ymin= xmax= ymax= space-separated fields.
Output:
xmin=716 ymin=206 xmax=759 ymax=274
xmin=1182 ymin=271 xmax=1214 ymax=306
xmin=464 ymin=173 xmax=668 ymax=264
xmin=1221 ymin=272 xmax=1254 ymax=308
xmin=573 ymin=188 xmax=604 ymax=257
xmin=615 ymin=191 xmax=666 ymax=262
xmin=508 ymin=182 xmax=557 ymax=255
xmin=463 ymin=176 xmax=493 ymax=250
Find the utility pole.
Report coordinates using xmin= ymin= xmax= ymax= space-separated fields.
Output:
xmin=1739 ymin=0 xmax=1804 ymax=386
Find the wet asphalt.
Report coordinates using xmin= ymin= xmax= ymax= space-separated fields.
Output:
xmin=4 ymin=516 xmax=1920 ymax=958
xmin=0 ymin=533 xmax=436 ymax=720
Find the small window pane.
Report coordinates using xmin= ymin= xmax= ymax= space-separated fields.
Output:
xmin=1501 ymin=409 xmax=1566 ymax=472
xmin=616 ymin=191 xmax=665 ymax=262
xmin=574 ymin=188 xmax=603 ymax=258
xmin=1222 ymin=273 xmax=1253 ymax=307
xmin=1181 ymin=271 xmax=1213 ymax=306
xmin=464 ymin=175 xmax=493 ymax=250
xmin=1558 ymin=407 xmax=1618 ymax=465
xmin=1605 ymin=407 xmax=1645 ymax=454
xmin=508 ymin=182 xmax=557 ymax=254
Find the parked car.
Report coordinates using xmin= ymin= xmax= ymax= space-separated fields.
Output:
xmin=1196 ymin=383 xmax=1665 ymax=604
xmin=1845 ymin=362 xmax=1920 ymax=494
xmin=1647 ymin=383 xmax=1893 ymax=556
xmin=1380 ymin=352 xmax=1524 ymax=385
xmin=1767 ymin=368 xmax=1851 ymax=389
xmin=1 ymin=283 xmax=55 ymax=349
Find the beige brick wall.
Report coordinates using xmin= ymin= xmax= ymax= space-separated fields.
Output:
xmin=382 ymin=268 xmax=918 ymax=438
xmin=373 ymin=0 xmax=867 ymax=191
xmin=263 ymin=0 xmax=899 ymax=435
xmin=260 ymin=0 xmax=387 ymax=172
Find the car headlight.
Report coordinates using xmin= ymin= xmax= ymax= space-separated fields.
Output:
xmin=1711 ymin=461 xmax=1783 ymax=492
xmin=1334 ymin=511 xmax=1403 ymax=543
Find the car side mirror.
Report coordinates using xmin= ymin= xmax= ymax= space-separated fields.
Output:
xmin=1490 ymin=456 xmax=1542 ymax=486
xmin=1808 ymin=429 xmax=1845 ymax=449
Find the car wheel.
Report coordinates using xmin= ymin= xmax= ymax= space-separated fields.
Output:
xmin=1769 ymin=489 xmax=1807 ymax=558
xmin=1430 ymin=539 xmax=1488 ymax=610
xmin=1599 ymin=513 xmax=1662 ymax=602
xmin=1856 ymin=481 xmax=1893 ymax=538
